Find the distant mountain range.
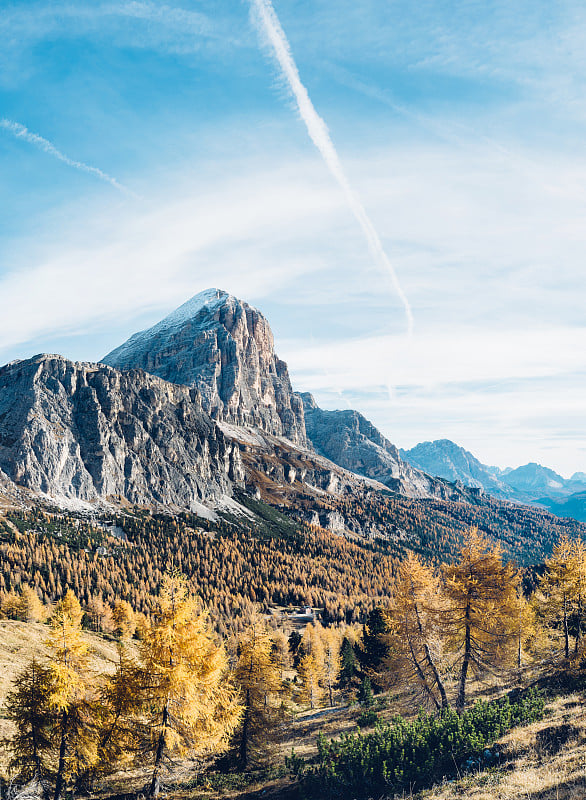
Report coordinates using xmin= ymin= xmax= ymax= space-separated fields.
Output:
xmin=400 ymin=440 xmax=586 ymax=521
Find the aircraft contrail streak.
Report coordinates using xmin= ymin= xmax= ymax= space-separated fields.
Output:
xmin=250 ymin=0 xmax=414 ymax=335
xmin=0 ymin=118 xmax=138 ymax=198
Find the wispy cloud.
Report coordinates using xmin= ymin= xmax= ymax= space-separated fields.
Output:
xmin=0 ymin=119 xmax=138 ymax=197
xmin=249 ymin=0 xmax=414 ymax=335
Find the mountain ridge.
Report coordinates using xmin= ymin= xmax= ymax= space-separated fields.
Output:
xmin=401 ymin=439 xmax=586 ymax=505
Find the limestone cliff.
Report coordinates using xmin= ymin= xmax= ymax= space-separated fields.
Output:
xmin=102 ymin=289 xmax=307 ymax=446
xmin=0 ymin=354 xmax=243 ymax=508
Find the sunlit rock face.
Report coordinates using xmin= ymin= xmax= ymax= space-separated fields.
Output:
xmin=102 ymin=289 xmax=307 ymax=447
xmin=0 ymin=354 xmax=243 ymax=507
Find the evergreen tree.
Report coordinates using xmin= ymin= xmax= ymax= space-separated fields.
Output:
xmin=338 ymin=636 xmax=359 ymax=698
xmin=357 ymin=675 xmax=374 ymax=708
xmin=4 ymin=658 xmax=54 ymax=797
xmin=358 ymin=607 xmax=392 ymax=691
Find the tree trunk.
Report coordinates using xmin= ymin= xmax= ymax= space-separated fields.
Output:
xmin=149 ymin=704 xmax=169 ymax=800
xmin=564 ymin=595 xmax=570 ymax=658
xmin=239 ymin=690 xmax=251 ymax=768
xmin=53 ymin=710 xmax=68 ymax=800
xmin=456 ymin=603 xmax=472 ymax=713
xmin=575 ymin=597 xmax=582 ymax=656
xmin=412 ymin=601 xmax=449 ymax=710
xmin=423 ymin=643 xmax=449 ymax=710
xmin=406 ymin=630 xmax=440 ymax=711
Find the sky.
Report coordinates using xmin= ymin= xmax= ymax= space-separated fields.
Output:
xmin=1 ymin=0 xmax=586 ymax=476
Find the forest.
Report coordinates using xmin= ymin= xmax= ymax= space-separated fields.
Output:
xmin=1 ymin=513 xmax=585 ymax=800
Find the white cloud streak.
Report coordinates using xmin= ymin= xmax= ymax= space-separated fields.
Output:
xmin=249 ymin=0 xmax=414 ymax=335
xmin=0 ymin=119 xmax=138 ymax=198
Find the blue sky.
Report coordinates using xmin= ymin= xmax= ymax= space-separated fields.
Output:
xmin=1 ymin=0 xmax=586 ymax=475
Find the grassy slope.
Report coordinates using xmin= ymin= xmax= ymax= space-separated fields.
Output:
xmin=0 ymin=620 xmax=125 ymax=773
xmin=2 ymin=622 xmax=586 ymax=799
xmin=420 ymin=690 xmax=586 ymax=800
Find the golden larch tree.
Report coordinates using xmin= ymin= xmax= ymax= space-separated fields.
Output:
xmin=135 ymin=573 xmax=241 ymax=799
xmin=47 ymin=589 xmax=98 ymax=800
xmin=442 ymin=529 xmax=519 ymax=712
xmin=538 ymin=534 xmax=577 ymax=659
xmin=233 ymin=619 xmax=287 ymax=767
xmin=387 ymin=552 xmax=449 ymax=710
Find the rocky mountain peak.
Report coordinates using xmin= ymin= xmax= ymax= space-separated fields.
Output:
xmin=102 ymin=289 xmax=307 ymax=446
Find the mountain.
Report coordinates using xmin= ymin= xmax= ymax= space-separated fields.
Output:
xmin=103 ymin=290 xmax=468 ymax=501
xmin=102 ymin=288 xmax=307 ymax=446
xmin=400 ymin=439 xmax=513 ymax=498
xmin=300 ymin=394 xmax=462 ymax=499
xmin=0 ymin=298 xmax=584 ymax=561
xmin=537 ymin=491 xmax=586 ymax=523
xmin=0 ymin=354 xmax=243 ymax=509
xmin=503 ymin=462 xmax=567 ymax=494
xmin=401 ymin=440 xmax=586 ymax=506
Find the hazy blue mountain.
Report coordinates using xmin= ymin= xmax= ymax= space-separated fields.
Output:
xmin=401 ymin=440 xmax=586 ymax=506
xmin=400 ymin=439 xmax=513 ymax=498
xmin=536 ymin=491 xmax=586 ymax=523
xmin=502 ymin=462 xmax=566 ymax=494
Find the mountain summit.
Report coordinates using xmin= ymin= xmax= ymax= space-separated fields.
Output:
xmin=102 ymin=289 xmax=307 ymax=446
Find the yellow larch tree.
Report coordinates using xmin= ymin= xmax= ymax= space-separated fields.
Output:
xmin=538 ymin=534 xmax=577 ymax=659
xmin=442 ymin=529 xmax=519 ymax=712
xmin=386 ymin=552 xmax=449 ymax=710
xmin=321 ymin=627 xmax=342 ymax=708
xmin=47 ymin=589 xmax=98 ymax=800
xmin=136 ymin=573 xmax=242 ymax=799
xmin=111 ymin=598 xmax=136 ymax=640
xmin=233 ymin=618 xmax=287 ymax=767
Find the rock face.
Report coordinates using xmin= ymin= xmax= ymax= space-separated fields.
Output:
xmin=401 ymin=439 xmax=514 ymax=499
xmin=102 ymin=289 xmax=307 ymax=446
xmin=0 ymin=354 xmax=243 ymax=507
xmin=300 ymin=393 xmax=461 ymax=499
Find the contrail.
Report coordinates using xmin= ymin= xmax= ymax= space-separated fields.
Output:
xmin=0 ymin=118 xmax=138 ymax=198
xmin=249 ymin=0 xmax=414 ymax=335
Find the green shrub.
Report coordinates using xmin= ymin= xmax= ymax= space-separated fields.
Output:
xmin=356 ymin=708 xmax=379 ymax=728
xmin=296 ymin=689 xmax=544 ymax=798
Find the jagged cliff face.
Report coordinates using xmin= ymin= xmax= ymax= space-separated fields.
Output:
xmin=300 ymin=393 xmax=466 ymax=500
xmin=102 ymin=289 xmax=307 ymax=446
xmin=0 ymin=355 xmax=243 ymax=508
